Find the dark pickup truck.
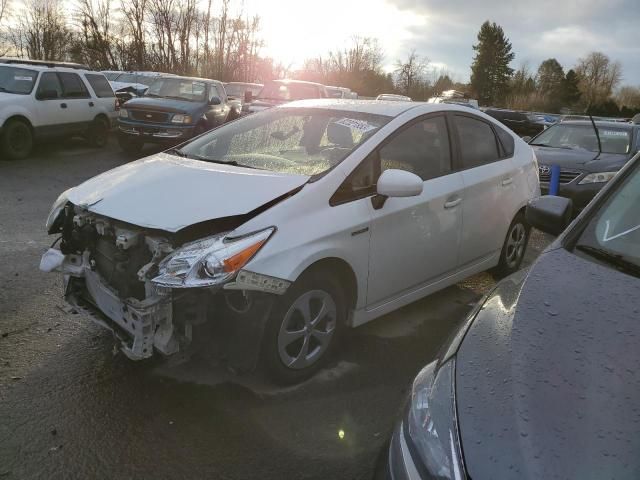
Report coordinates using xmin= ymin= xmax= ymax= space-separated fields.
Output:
xmin=117 ymin=75 xmax=240 ymax=154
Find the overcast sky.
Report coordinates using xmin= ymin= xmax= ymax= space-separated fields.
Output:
xmin=250 ymin=0 xmax=640 ymax=86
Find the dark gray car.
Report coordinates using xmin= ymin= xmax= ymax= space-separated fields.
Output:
xmin=530 ymin=120 xmax=640 ymax=211
xmin=381 ymin=153 xmax=640 ymax=479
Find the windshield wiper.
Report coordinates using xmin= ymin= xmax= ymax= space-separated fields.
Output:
xmin=166 ymin=148 xmax=259 ymax=168
xmin=575 ymin=244 xmax=640 ymax=277
xmin=529 ymin=143 xmax=573 ymax=149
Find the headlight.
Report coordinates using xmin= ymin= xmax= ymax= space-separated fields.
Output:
xmin=171 ymin=114 xmax=193 ymax=124
xmin=45 ymin=189 xmax=71 ymax=232
xmin=407 ymin=359 xmax=465 ymax=479
xmin=119 ymin=109 xmax=129 ymax=118
xmin=578 ymin=171 xmax=617 ymax=184
xmin=152 ymin=227 xmax=274 ymax=288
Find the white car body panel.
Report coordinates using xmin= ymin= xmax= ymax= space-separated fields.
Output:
xmin=45 ymin=100 xmax=540 ymax=346
xmin=65 ymin=153 xmax=310 ymax=232
xmin=0 ymin=92 xmax=36 ymax=125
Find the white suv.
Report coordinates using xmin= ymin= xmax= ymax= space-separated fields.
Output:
xmin=0 ymin=59 xmax=118 ymax=160
xmin=41 ymin=100 xmax=540 ymax=384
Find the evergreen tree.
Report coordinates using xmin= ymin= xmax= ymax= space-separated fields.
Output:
xmin=470 ymin=21 xmax=514 ymax=106
xmin=562 ymin=69 xmax=582 ymax=109
xmin=536 ymin=58 xmax=564 ymax=111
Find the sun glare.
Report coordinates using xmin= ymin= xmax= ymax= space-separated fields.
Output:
xmin=245 ymin=0 xmax=425 ymax=69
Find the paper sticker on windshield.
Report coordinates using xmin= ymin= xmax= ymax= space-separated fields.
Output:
xmin=333 ymin=118 xmax=378 ymax=133
xmin=601 ymin=130 xmax=628 ymax=137
xmin=14 ymin=76 xmax=34 ymax=81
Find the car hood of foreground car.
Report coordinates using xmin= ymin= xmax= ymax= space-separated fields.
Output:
xmin=66 ymin=153 xmax=309 ymax=232
xmin=533 ymin=145 xmax=629 ymax=172
xmin=456 ymin=246 xmax=640 ymax=480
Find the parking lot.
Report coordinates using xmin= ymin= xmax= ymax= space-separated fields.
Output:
xmin=0 ymin=137 xmax=552 ymax=479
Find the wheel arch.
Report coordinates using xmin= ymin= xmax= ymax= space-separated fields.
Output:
xmin=296 ymin=257 xmax=358 ymax=319
xmin=3 ymin=114 xmax=34 ymax=132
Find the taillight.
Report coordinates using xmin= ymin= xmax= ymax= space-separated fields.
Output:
xmin=115 ymin=98 xmax=120 ymax=111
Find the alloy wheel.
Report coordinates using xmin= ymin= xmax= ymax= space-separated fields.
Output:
xmin=505 ymin=222 xmax=527 ymax=269
xmin=277 ymin=289 xmax=337 ymax=370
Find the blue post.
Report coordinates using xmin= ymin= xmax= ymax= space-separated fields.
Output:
xmin=549 ymin=165 xmax=561 ymax=196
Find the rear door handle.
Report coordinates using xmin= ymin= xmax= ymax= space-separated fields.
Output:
xmin=60 ymin=103 xmax=67 ymax=109
xmin=444 ymin=198 xmax=462 ymax=209
xmin=501 ymin=177 xmax=513 ymax=186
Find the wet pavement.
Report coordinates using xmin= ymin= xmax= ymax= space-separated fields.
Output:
xmin=0 ymin=138 xmax=552 ymax=479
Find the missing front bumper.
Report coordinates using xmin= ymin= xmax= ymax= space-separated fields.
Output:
xmin=65 ymin=269 xmax=178 ymax=360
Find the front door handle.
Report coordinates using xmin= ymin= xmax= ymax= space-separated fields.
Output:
xmin=444 ymin=198 xmax=462 ymax=209
xmin=89 ymin=101 xmax=95 ymax=107
xmin=501 ymin=177 xmax=513 ymax=186
xmin=60 ymin=103 xmax=67 ymax=109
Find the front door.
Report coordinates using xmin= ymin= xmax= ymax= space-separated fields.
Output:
xmin=33 ymin=72 xmax=70 ymax=138
xmin=366 ymin=115 xmax=464 ymax=307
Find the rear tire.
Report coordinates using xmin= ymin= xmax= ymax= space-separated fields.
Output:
xmin=493 ymin=212 xmax=530 ymax=278
xmin=88 ymin=117 xmax=109 ymax=148
xmin=1 ymin=119 xmax=33 ymax=160
xmin=117 ymin=133 xmax=143 ymax=156
xmin=262 ymin=270 xmax=345 ymax=385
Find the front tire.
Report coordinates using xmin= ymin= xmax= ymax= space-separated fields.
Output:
xmin=1 ymin=119 xmax=33 ymax=160
xmin=493 ymin=212 xmax=530 ymax=278
xmin=263 ymin=270 xmax=345 ymax=385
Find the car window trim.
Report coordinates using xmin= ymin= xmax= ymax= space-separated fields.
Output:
xmin=450 ymin=112 xmax=504 ymax=171
xmin=330 ymin=112 xmax=455 ymax=207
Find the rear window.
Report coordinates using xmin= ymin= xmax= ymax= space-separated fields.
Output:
xmin=58 ymin=72 xmax=90 ymax=99
xmin=495 ymin=125 xmax=515 ymax=157
xmin=85 ymin=74 xmax=114 ymax=98
xmin=455 ymin=115 xmax=500 ymax=168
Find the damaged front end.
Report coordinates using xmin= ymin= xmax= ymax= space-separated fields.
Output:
xmin=41 ymin=201 xmax=289 ymax=364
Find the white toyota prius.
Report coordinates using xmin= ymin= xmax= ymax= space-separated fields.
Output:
xmin=41 ymin=99 xmax=540 ymax=383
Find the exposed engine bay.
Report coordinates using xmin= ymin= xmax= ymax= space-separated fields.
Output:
xmin=42 ymin=203 xmax=284 ymax=366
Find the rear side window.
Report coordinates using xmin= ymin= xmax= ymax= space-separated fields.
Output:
xmin=455 ymin=115 xmax=500 ymax=168
xmin=494 ymin=125 xmax=515 ymax=157
xmin=84 ymin=74 xmax=114 ymax=98
xmin=58 ymin=72 xmax=90 ymax=99
xmin=36 ymin=72 xmax=63 ymax=99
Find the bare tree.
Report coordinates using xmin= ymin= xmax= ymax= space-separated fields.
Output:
xmin=11 ymin=0 xmax=71 ymax=61
xmin=394 ymin=50 xmax=429 ymax=97
xmin=576 ymin=51 xmax=622 ymax=107
xmin=74 ymin=0 xmax=118 ymax=68
xmin=120 ymin=0 xmax=147 ymax=69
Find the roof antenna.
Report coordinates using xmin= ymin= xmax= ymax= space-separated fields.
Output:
xmin=589 ymin=113 xmax=602 ymax=160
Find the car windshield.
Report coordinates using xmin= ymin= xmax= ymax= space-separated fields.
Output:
xmin=225 ymin=83 xmax=261 ymax=97
xmin=574 ymin=159 xmax=640 ymax=277
xmin=0 ymin=66 xmax=38 ymax=94
xmin=145 ymin=77 xmax=207 ymax=102
xmin=177 ymin=107 xmax=390 ymax=175
xmin=531 ymin=124 xmax=631 ymax=154
xmin=258 ymin=82 xmax=320 ymax=101
xmin=115 ymin=73 xmax=156 ymax=86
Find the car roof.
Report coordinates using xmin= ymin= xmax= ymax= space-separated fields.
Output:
xmin=268 ymin=79 xmax=326 ymax=87
xmin=275 ymin=98 xmax=479 ymax=117
xmin=225 ymin=81 xmax=263 ymax=86
xmin=156 ymin=74 xmax=220 ymax=84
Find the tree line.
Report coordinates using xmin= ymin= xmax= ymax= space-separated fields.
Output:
xmin=0 ymin=2 xmax=638 ymax=115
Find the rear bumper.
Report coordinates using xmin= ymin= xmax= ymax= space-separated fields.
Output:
xmin=117 ymin=119 xmax=196 ymax=143
xmin=540 ymin=180 xmax=604 ymax=211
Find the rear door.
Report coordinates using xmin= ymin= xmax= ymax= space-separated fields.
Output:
xmin=84 ymin=73 xmax=116 ymax=124
xmin=365 ymin=114 xmax=464 ymax=306
xmin=58 ymin=72 xmax=94 ymax=132
xmin=452 ymin=113 xmax=519 ymax=267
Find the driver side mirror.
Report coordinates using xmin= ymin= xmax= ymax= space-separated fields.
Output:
xmin=209 ymin=96 xmax=221 ymax=105
xmin=372 ymin=169 xmax=423 ymax=210
xmin=244 ymin=90 xmax=253 ymax=104
xmin=525 ymin=195 xmax=573 ymax=235
xmin=37 ymin=89 xmax=59 ymax=100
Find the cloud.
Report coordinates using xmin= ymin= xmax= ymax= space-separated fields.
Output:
xmin=384 ymin=0 xmax=640 ymax=84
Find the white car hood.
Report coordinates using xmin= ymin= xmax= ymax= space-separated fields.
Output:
xmin=66 ymin=153 xmax=309 ymax=232
xmin=110 ymin=81 xmax=148 ymax=92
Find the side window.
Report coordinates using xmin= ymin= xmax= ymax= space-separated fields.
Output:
xmin=494 ymin=125 xmax=515 ymax=157
xmin=379 ymin=116 xmax=452 ymax=181
xmin=455 ymin=115 xmax=500 ymax=169
xmin=209 ymin=84 xmax=222 ymax=101
xmin=330 ymin=151 xmax=380 ymax=206
xmin=84 ymin=74 xmax=114 ymax=98
xmin=36 ymin=72 xmax=63 ymax=100
xmin=58 ymin=72 xmax=90 ymax=99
